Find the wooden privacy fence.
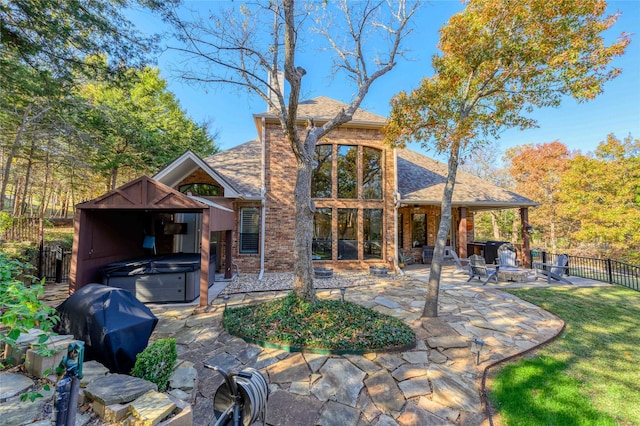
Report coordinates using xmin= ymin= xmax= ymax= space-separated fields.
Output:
xmin=1 ymin=217 xmax=41 ymax=242
xmin=0 ymin=216 xmax=73 ymax=282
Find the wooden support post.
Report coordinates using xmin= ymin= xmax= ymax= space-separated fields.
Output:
xmin=520 ymin=208 xmax=531 ymax=268
xmin=200 ymin=210 xmax=211 ymax=307
xmin=458 ymin=207 xmax=468 ymax=258
xmin=224 ymin=229 xmax=233 ymax=280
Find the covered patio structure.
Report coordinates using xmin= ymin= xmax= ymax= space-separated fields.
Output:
xmin=396 ymin=149 xmax=538 ymax=268
xmin=70 ymin=176 xmax=235 ymax=306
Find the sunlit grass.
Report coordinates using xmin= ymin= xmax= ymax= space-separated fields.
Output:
xmin=489 ymin=286 xmax=640 ymax=425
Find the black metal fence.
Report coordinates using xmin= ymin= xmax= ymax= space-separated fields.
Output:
xmin=29 ymin=244 xmax=640 ymax=290
xmin=532 ymin=250 xmax=640 ymax=291
xmin=38 ymin=245 xmax=72 ymax=282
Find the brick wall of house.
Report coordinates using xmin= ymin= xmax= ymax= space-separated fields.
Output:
xmin=172 ymin=121 xmax=400 ymax=274
xmin=260 ymin=121 xmax=397 ymax=272
xmin=262 ymin=124 xmax=300 ymax=272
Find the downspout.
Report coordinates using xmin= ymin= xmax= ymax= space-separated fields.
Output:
xmin=393 ymin=148 xmax=404 ymax=275
xmin=258 ymin=117 xmax=267 ymax=280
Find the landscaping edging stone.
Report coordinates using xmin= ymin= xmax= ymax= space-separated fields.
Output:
xmin=231 ymin=333 xmax=416 ymax=356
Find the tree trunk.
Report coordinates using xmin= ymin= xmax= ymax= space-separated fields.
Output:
xmin=490 ymin=211 xmax=500 ymax=239
xmin=1 ymin=105 xmax=32 ymax=211
xmin=422 ymin=141 xmax=461 ymax=318
xmin=62 ymin=188 xmax=69 ymax=218
xmin=510 ymin=209 xmax=519 ymax=243
xmin=110 ymin=167 xmax=118 ymax=190
xmin=20 ymin=137 xmax=37 ymax=216
xmin=40 ymin=147 xmax=51 ymax=218
xmin=292 ymin=154 xmax=316 ymax=303
xmin=12 ymin=175 xmax=23 ymax=216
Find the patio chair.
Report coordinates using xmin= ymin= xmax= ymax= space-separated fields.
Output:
xmin=398 ymin=251 xmax=415 ymax=266
xmin=534 ymin=254 xmax=573 ymax=284
xmin=496 ymin=243 xmax=519 ymax=267
xmin=142 ymin=235 xmax=156 ymax=255
xmin=467 ymin=254 xmax=498 ymax=285
xmin=450 ymin=249 xmax=470 ymax=275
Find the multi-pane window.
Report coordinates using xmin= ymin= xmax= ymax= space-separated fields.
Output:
xmin=309 ymin=144 xmax=385 ymax=261
xmin=239 ymin=207 xmax=260 ymax=254
xmin=412 ymin=213 xmax=427 ymax=247
xmin=337 ymin=145 xmax=358 ymax=198
xmin=362 ymin=147 xmax=382 ymax=199
xmin=179 ymin=183 xmax=222 ymax=196
xmin=311 ymin=145 xmax=332 ymax=198
xmin=364 ymin=209 xmax=383 ymax=259
xmin=338 ymin=208 xmax=358 ymax=260
xmin=312 ymin=208 xmax=332 ymax=260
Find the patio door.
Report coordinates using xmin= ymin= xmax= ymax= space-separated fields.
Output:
xmin=173 ymin=213 xmax=202 ymax=253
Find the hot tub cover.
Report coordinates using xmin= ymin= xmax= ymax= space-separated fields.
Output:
xmin=102 ymin=253 xmax=202 ymax=277
xmin=55 ymin=283 xmax=158 ymax=374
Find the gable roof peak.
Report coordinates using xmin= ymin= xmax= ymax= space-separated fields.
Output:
xmin=255 ymin=96 xmax=387 ymax=125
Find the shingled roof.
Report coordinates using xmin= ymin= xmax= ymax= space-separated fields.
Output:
xmin=204 ymin=139 xmax=536 ymax=209
xmin=397 ymin=149 xmax=536 ymax=209
xmin=205 ymin=140 xmax=262 ymax=199
xmin=254 ymin=96 xmax=387 ymax=127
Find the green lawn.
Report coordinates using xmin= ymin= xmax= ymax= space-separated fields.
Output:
xmin=489 ymin=286 xmax=640 ymax=425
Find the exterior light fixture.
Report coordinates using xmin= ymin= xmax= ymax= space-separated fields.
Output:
xmin=472 ymin=338 xmax=485 ymax=365
xmin=223 ymin=295 xmax=230 ymax=310
xmin=340 ymin=287 xmax=346 ymax=302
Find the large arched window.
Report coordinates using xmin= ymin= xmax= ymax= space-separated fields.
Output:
xmin=310 ymin=144 xmax=385 ymax=261
xmin=179 ymin=183 xmax=222 ymax=196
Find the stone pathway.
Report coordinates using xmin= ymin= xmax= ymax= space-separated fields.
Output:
xmin=150 ymin=270 xmax=606 ymax=426
xmin=1 ymin=267 xmax=609 ymax=425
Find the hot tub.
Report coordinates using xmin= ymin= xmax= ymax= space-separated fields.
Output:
xmin=101 ymin=253 xmax=214 ymax=303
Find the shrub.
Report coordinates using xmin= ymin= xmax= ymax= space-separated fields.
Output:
xmin=0 ymin=212 xmax=13 ymax=232
xmin=131 ymin=338 xmax=177 ymax=392
xmin=223 ymin=292 xmax=416 ymax=352
xmin=0 ymin=252 xmax=58 ymax=367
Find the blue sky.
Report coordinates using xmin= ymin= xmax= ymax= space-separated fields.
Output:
xmin=133 ymin=1 xmax=639 ymax=160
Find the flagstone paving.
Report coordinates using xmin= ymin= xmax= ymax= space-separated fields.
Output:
xmin=143 ymin=269 xmax=606 ymax=426
xmin=2 ymin=266 xmax=608 ymax=425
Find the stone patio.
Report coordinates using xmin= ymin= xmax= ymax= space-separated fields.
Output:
xmin=1 ymin=265 xmax=609 ymax=425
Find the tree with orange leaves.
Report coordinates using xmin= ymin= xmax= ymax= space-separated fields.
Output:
xmin=385 ymin=0 xmax=630 ymax=318
xmin=506 ymin=142 xmax=574 ymax=251
xmin=560 ymin=134 xmax=640 ymax=263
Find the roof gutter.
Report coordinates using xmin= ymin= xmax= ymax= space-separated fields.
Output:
xmin=399 ymin=201 xmax=539 ymax=209
xmin=393 ymin=148 xmax=404 ymax=275
xmin=258 ymin=117 xmax=267 ymax=281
